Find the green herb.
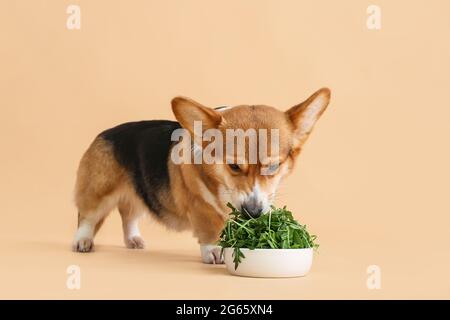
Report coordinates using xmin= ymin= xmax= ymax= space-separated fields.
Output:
xmin=218 ymin=203 xmax=319 ymax=270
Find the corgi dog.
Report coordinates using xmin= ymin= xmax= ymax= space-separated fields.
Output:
xmin=73 ymin=88 xmax=330 ymax=263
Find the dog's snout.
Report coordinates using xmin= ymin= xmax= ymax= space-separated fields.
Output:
xmin=242 ymin=202 xmax=263 ymax=218
xmin=240 ymin=184 xmax=270 ymax=218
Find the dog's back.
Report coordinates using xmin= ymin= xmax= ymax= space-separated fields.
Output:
xmin=99 ymin=120 xmax=181 ymax=214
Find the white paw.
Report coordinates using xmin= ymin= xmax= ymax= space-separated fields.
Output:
xmin=200 ymin=244 xmax=224 ymax=264
xmin=73 ymin=237 xmax=94 ymax=252
xmin=125 ymin=236 xmax=145 ymax=249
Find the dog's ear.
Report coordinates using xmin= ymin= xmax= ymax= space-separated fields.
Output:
xmin=286 ymin=88 xmax=330 ymax=148
xmin=171 ymin=96 xmax=222 ymax=135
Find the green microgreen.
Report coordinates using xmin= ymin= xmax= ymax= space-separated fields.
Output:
xmin=218 ymin=203 xmax=319 ymax=270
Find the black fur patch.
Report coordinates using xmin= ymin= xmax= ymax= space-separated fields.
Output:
xmin=100 ymin=120 xmax=182 ymax=215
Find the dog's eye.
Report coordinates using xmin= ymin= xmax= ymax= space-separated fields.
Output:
xmin=269 ymin=163 xmax=279 ymax=172
xmin=264 ymin=163 xmax=280 ymax=175
xmin=228 ymin=164 xmax=241 ymax=172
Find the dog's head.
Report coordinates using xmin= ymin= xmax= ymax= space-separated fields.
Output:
xmin=171 ymin=88 xmax=330 ymax=217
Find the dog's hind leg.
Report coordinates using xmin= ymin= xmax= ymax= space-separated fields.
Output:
xmin=72 ymin=137 xmax=124 ymax=252
xmin=118 ymin=197 xmax=145 ymax=249
xmin=73 ymin=199 xmax=115 ymax=252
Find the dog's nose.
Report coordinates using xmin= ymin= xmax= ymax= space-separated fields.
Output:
xmin=242 ymin=203 xmax=263 ymax=218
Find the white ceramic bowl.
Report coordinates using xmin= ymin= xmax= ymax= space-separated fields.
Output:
xmin=223 ymin=247 xmax=313 ymax=278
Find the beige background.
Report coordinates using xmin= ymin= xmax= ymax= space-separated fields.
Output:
xmin=0 ymin=0 xmax=449 ymax=299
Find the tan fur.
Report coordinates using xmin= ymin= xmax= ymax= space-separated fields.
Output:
xmin=168 ymin=161 xmax=227 ymax=244
xmin=75 ymin=138 xmax=125 ymax=217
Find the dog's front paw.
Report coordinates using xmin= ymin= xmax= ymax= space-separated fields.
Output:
xmin=200 ymin=244 xmax=224 ymax=264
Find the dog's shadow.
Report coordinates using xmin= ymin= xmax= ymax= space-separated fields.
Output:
xmin=24 ymin=240 xmax=229 ymax=276
xmin=104 ymin=245 xmax=230 ymax=276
